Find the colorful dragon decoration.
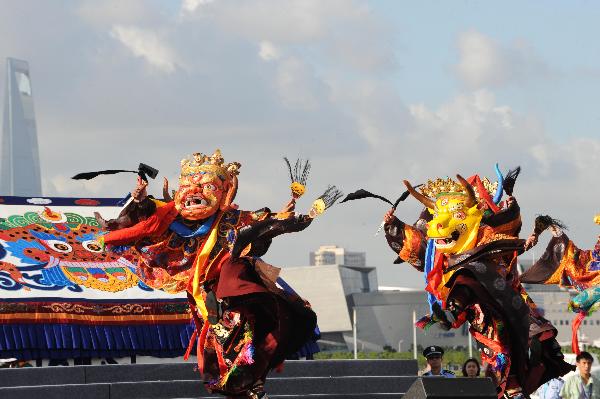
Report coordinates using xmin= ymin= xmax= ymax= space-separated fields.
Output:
xmin=0 ymin=207 xmax=143 ymax=293
xmin=0 ymin=202 xmax=191 ymax=360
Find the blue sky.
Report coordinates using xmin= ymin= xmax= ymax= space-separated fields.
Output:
xmin=1 ymin=0 xmax=600 ymax=287
xmin=378 ymin=1 xmax=600 ymax=139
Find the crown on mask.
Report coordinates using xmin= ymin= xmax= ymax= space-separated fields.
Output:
xmin=419 ymin=178 xmax=463 ymax=198
xmin=179 ymin=149 xmax=241 ymax=184
xmin=419 ymin=177 xmax=497 ymax=201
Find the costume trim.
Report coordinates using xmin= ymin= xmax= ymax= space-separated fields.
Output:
xmin=189 ymin=213 xmax=224 ymax=320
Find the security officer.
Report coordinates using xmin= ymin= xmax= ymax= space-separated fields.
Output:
xmin=422 ymin=346 xmax=455 ymax=377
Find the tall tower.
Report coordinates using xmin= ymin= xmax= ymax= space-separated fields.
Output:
xmin=1 ymin=58 xmax=42 ymax=196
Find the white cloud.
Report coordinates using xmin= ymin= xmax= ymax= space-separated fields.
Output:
xmin=258 ymin=40 xmax=280 ymax=61
xmin=529 ymin=144 xmax=552 ymax=175
xmin=180 ymin=0 xmax=216 ymax=17
xmin=110 ymin=25 xmax=180 ymax=73
xmin=455 ymin=30 xmax=548 ymax=89
xmin=211 ymin=1 xmax=326 ymax=43
xmin=207 ymin=0 xmax=396 ymax=73
xmin=77 ymin=0 xmax=160 ymax=29
xmin=47 ymin=175 xmax=106 ymax=196
xmin=182 ymin=0 xmax=214 ymax=12
xmin=406 ymin=90 xmax=546 ymax=174
xmin=329 ymin=79 xmax=412 ymax=148
xmin=275 ymin=57 xmax=328 ymax=110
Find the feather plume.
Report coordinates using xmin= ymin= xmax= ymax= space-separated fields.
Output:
xmin=503 ymin=166 xmax=521 ymax=196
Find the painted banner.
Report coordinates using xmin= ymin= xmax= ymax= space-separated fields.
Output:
xmin=0 ymin=196 xmax=192 ymax=360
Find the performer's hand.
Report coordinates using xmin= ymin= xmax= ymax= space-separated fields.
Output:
xmin=162 ymin=177 xmax=173 ymax=202
xmin=594 ymin=214 xmax=600 ymax=225
xmin=93 ymin=211 xmax=108 ymax=229
xmin=549 ymin=225 xmax=563 ymax=237
xmin=504 ymin=196 xmax=515 ymax=209
xmin=524 ymin=233 xmax=538 ymax=250
xmin=383 ymin=209 xmax=397 ymax=225
xmin=280 ymin=198 xmax=296 ymax=213
xmin=132 ymin=176 xmax=148 ymax=203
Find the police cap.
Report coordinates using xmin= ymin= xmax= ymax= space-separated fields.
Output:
xmin=423 ymin=345 xmax=444 ymax=358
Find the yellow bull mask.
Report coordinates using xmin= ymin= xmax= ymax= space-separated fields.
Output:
xmin=404 ymin=175 xmax=483 ymax=254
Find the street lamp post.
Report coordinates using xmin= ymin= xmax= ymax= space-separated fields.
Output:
xmin=412 ymin=310 xmax=417 ymax=360
xmin=468 ymin=325 xmax=473 ymax=358
xmin=353 ymin=307 xmax=357 ymax=360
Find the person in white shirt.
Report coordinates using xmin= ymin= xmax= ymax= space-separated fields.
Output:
xmin=560 ymin=352 xmax=599 ymax=399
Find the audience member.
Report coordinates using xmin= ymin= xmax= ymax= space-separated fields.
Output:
xmin=536 ymin=377 xmax=564 ymax=399
xmin=422 ymin=346 xmax=455 ymax=378
xmin=560 ymin=351 xmax=599 ymax=399
xmin=462 ymin=358 xmax=480 ymax=377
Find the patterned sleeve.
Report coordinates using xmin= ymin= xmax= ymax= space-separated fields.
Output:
xmin=101 ymin=201 xmax=178 ymax=246
xmin=520 ymin=233 xmax=599 ymax=286
xmin=230 ymin=209 xmax=313 ymax=259
xmin=384 ymin=217 xmax=427 ymax=271
xmin=236 ymin=208 xmax=272 ymax=224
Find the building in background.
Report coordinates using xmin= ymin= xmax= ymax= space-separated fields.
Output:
xmin=281 ymin=245 xmax=469 ymax=352
xmin=346 ymin=288 xmax=470 ymax=352
xmin=283 ymin=249 xmax=600 ymax=353
xmin=310 ymin=245 xmax=366 ymax=267
xmin=1 ymin=58 xmax=42 ymax=196
xmin=309 ymin=245 xmax=377 ymax=294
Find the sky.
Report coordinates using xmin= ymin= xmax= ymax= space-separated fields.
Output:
xmin=1 ymin=0 xmax=600 ymax=288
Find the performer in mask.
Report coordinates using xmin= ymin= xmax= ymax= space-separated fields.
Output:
xmin=521 ymin=212 xmax=600 ymax=355
xmin=100 ymin=150 xmax=341 ymax=399
xmin=379 ymin=169 xmax=572 ymax=398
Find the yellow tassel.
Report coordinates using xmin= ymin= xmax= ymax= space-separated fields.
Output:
xmin=191 ymin=213 xmax=223 ymax=320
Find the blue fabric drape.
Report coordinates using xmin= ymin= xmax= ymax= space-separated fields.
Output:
xmin=0 ymin=322 xmax=194 ymax=360
xmin=424 ymin=239 xmax=442 ymax=314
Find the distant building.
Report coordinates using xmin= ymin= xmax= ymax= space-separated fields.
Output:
xmin=281 ymin=264 xmax=353 ymax=350
xmin=280 ymin=246 xmax=469 ymax=352
xmin=310 ymin=245 xmax=366 ymax=267
xmin=283 ymin=250 xmax=600 ymax=353
xmin=308 ymin=245 xmax=376 ymax=294
xmin=1 ymin=58 xmax=42 ymax=196
xmin=347 ymin=288 xmax=470 ymax=351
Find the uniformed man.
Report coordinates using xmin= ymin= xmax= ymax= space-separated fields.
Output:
xmin=422 ymin=346 xmax=455 ymax=378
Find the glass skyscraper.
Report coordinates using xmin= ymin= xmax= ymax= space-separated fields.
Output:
xmin=1 ymin=58 xmax=42 ymax=196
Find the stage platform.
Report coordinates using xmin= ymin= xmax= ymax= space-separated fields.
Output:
xmin=0 ymin=360 xmax=496 ymax=399
xmin=0 ymin=359 xmax=496 ymax=398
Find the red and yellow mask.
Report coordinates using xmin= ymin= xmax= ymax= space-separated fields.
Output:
xmin=173 ymin=150 xmax=240 ymax=221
